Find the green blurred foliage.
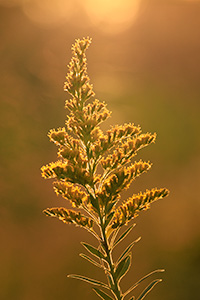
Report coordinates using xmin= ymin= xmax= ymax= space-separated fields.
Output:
xmin=0 ymin=0 xmax=200 ymax=299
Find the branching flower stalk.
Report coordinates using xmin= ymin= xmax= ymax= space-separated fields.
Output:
xmin=41 ymin=37 xmax=169 ymax=300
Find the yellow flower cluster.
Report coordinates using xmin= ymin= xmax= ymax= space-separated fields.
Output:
xmin=48 ymin=127 xmax=67 ymax=146
xmin=112 ymin=188 xmax=169 ymax=228
xmin=92 ymin=123 xmax=141 ymax=159
xmin=64 ymin=37 xmax=94 ymax=102
xmin=41 ymin=36 xmax=169 ymax=234
xmin=97 ymin=160 xmax=152 ymax=206
xmin=41 ymin=160 xmax=93 ymax=186
xmin=101 ymin=132 xmax=156 ymax=170
xmin=53 ymin=181 xmax=88 ymax=208
xmin=65 ymin=99 xmax=111 ymax=142
xmin=44 ymin=207 xmax=93 ymax=229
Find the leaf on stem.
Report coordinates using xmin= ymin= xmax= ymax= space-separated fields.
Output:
xmin=136 ymin=279 xmax=162 ymax=300
xmin=93 ymin=287 xmax=114 ymax=300
xmin=107 ymin=273 xmax=114 ymax=290
xmin=105 ymin=226 xmax=115 ymax=241
xmin=114 ymin=254 xmax=131 ymax=283
xmin=105 ymin=212 xmax=115 ymax=228
xmin=117 ymin=237 xmax=141 ymax=264
xmin=82 ymin=242 xmax=106 ymax=260
xmin=90 ymin=195 xmax=100 ymax=213
xmin=113 ymin=224 xmax=136 ymax=248
xmin=80 ymin=253 xmax=104 ymax=269
xmin=124 ymin=269 xmax=165 ymax=297
xmin=67 ymin=274 xmax=109 ymax=289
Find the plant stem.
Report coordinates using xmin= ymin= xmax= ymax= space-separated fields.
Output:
xmin=100 ymin=218 xmax=122 ymax=300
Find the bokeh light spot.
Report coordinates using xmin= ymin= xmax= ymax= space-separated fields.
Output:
xmin=83 ymin=0 xmax=142 ymax=35
xmin=22 ymin=0 xmax=75 ymax=27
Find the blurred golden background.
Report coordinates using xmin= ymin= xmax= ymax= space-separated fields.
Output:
xmin=1 ymin=0 xmax=200 ymax=299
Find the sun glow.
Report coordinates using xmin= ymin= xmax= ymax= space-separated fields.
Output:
xmin=84 ymin=0 xmax=142 ymax=34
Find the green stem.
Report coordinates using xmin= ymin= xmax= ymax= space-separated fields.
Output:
xmin=100 ymin=217 xmax=122 ymax=300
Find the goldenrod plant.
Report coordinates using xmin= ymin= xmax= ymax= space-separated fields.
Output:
xmin=41 ymin=37 xmax=169 ymax=300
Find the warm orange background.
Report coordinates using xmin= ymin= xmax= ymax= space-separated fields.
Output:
xmin=1 ymin=0 xmax=200 ymax=299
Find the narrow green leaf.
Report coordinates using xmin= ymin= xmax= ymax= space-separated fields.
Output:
xmin=109 ymin=227 xmax=120 ymax=247
xmin=82 ymin=242 xmax=105 ymax=260
xmin=67 ymin=274 xmax=109 ymax=289
xmin=105 ymin=212 xmax=115 ymax=228
xmin=115 ymin=254 xmax=131 ymax=282
xmin=107 ymin=273 xmax=114 ymax=289
xmin=117 ymin=237 xmax=141 ymax=264
xmin=80 ymin=253 xmax=104 ymax=269
xmin=136 ymin=279 xmax=162 ymax=300
xmin=124 ymin=269 xmax=165 ymax=297
xmin=105 ymin=226 xmax=115 ymax=240
xmin=113 ymin=224 xmax=136 ymax=248
xmin=93 ymin=287 xmax=114 ymax=300
xmin=90 ymin=196 xmax=100 ymax=213
xmin=105 ymin=200 xmax=117 ymax=215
